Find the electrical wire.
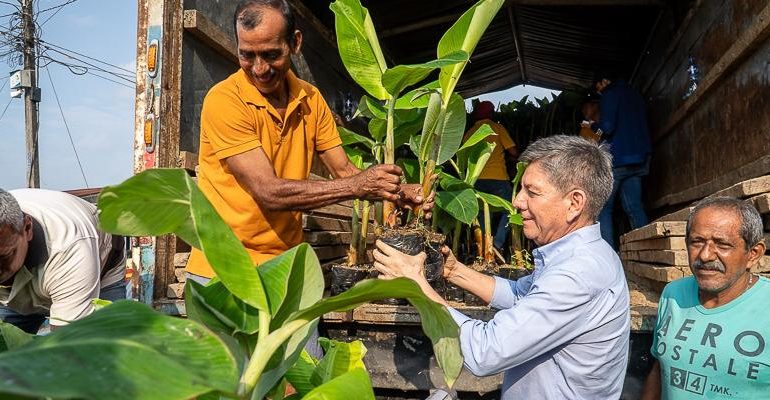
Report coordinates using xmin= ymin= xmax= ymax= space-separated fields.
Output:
xmin=45 ymin=65 xmax=89 ymax=187
xmin=38 ymin=0 xmax=76 ymax=27
xmin=0 ymin=97 xmax=12 ymax=123
xmin=38 ymin=39 xmax=133 ymax=74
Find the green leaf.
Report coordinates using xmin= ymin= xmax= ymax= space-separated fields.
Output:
xmin=419 ymin=92 xmax=443 ymax=163
xmin=185 ymin=280 xmax=259 ymax=335
xmin=437 ymin=0 xmax=505 ymax=103
xmin=302 ymin=368 xmax=374 ymax=400
xmin=330 ymin=0 xmax=389 ymax=100
xmin=344 ymin=146 xmax=366 ymax=169
xmin=397 ymin=158 xmax=421 ymax=184
xmin=434 ymin=93 xmax=468 ymax=165
xmin=368 ymin=118 xmax=386 ymax=142
xmin=509 ymin=213 xmax=523 ymax=226
xmin=283 ymin=350 xmax=318 ymax=396
xmin=0 ymin=323 xmax=34 ymax=352
xmin=0 ymin=301 xmax=239 ymax=400
xmin=252 ymin=244 xmax=325 ymax=399
xmin=313 ymin=338 xmax=367 ymax=385
xmin=339 ymin=126 xmax=375 ymax=150
xmin=393 ymin=109 xmax=425 ymax=150
xmin=436 ymin=189 xmax=479 ymax=225
xmin=381 ymin=51 xmax=468 ymax=97
xmin=512 ymin=161 xmax=527 ymax=188
xmin=475 ymin=192 xmax=515 ymax=214
xmin=356 ymin=95 xmax=387 ymax=120
xmin=461 ymin=140 xmax=495 ymax=186
xmin=395 ymin=80 xmax=440 ymax=109
xmin=286 ymin=278 xmax=462 ymax=388
xmin=97 ymin=169 xmax=269 ymax=313
xmin=438 ymin=172 xmax=472 ymax=191
xmin=458 ymin=123 xmax=495 ymax=152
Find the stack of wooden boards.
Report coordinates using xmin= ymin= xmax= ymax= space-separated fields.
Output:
xmin=621 ymin=175 xmax=770 ymax=294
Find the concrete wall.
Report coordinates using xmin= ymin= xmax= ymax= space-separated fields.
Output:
xmin=635 ymin=0 xmax=770 ymax=212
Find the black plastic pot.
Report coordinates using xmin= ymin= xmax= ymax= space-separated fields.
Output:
xmin=330 ymin=264 xmax=372 ymax=295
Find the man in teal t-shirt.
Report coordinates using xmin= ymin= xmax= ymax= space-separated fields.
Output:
xmin=642 ymin=197 xmax=769 ymax=399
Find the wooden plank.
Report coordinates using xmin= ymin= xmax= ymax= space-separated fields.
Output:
xmin=174 ymin=268 xmax=186 ymax=283
xmin=624 ymin=261 xmax=690 ymax=283
xmin=626 ymin=250 xmax=689 ymax=266
xmin=748 ymin=193 xmax=770 ymax=214
xmin=182 ymin=9 xmax=237 ymax=64
xmin=303 ymin=215 xmax=352 ymax=232
xmin=324 ymin=303 xmax=495 ymax=325
xmin=173 ymin=252 xmax=190 ymax=267
xmin=710 ymin=175 xmax=770 ymax=199
xmin=313 ymin=245 xmax=348 ymax=261
xmin=654 ymin=207 xmax=693 ymax=223
xmin=751 ymin=256 xmax=770 ymax=273
xmin=621 ymin=222 xmax=686 ymax=244
xmin=621 ymin=237 xmax=687 ymax=251
xmin=311 ymin=204 xmax=355 ymax=219
xmin=305 ymin=231 xmax=375 ymax=246
xmin=167 ymin=282 xmax=185 ymax=299
xmin=653 ymin=0 xmax=770 ymax=143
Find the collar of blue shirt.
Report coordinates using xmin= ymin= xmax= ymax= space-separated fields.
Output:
xmin=532 ymin=223 xmax=603 ymax=275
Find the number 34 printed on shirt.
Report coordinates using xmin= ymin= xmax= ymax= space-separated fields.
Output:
xmin=671 ymin=367 xmax=708 ymax=395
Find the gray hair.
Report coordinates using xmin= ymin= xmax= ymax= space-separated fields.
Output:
xmin=0 ymin=189 xmax=24 ymax=233
xmin=233 ymin=0 xmax=296 ymax=46
xmin=519 ymin=135 xmax=613 ymax=221
xmin=686 ymin=196 xmax=764 ymax=250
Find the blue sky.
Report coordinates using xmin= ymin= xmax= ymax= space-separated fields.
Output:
xmin=0 ymin=1 xmax=556 ymax=191
xmin=0 ymin=0 xmax=136 ymax=190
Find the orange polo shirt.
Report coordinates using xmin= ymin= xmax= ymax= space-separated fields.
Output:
xmin=186 ymin=69 xmax=342 ymax=278
xmin=463 ymin=119 xmax=516 ymax=181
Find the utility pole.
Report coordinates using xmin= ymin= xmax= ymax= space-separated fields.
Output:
xmin=21 ymin=0 xmax=40 ymax=188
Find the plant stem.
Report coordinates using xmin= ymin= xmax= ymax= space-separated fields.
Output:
xmin=238 ymin=318 xmax=309 ymax=398
xmin=483 ymin=201 xmax=494 ymax=263
xmin=348 ymin=199 xmax=361 ymax=265
xmin=258 ymin=311 xmax=270 ymax=342
xmin=383 ymin=98 xmax=396 ymax=226
xmin=451 ymin=221 xmax=462 ymax=254
xmin=359 ymin=200 xmax=371 ymax=261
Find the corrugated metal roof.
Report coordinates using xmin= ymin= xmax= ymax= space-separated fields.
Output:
xmin=304 ymin=1 xmax=676 ymax=97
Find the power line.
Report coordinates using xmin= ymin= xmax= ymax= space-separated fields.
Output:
xmin=38 ymin=39 xmax=133 ymax=74
xmin=39 ymin=45 xmax=134 ymax=82
xmin=45 ymin=65 xmax=89 ymax=187
xmin=38 ymin=0 xmax=76 ymax=27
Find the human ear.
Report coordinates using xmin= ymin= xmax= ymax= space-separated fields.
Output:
xmin=566 ymin=190 xmax=587 ymax=223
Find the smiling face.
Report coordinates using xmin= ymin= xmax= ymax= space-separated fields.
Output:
xmin=0 ymin=216 xmax=32 ymax=285
xmin=236 ymin=6 xmax=301 ymax=98
xmin=513 ymin=162 xmax=575 ymax=246
xmin=686 ymin=207 xmax=761 ymax=294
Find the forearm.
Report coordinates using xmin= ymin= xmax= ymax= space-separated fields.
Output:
xmin=446 ymin=263 xmax=496 ymax=304
xmin=246 ymin=176 xmax=361 ymax=212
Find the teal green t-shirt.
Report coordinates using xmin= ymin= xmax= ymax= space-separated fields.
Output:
xmin=651 ymin=276 xmax=770 ymax=399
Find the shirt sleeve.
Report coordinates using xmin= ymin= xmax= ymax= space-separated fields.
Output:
xmin=489 ymin=275 xmax=533 ymax=310
xmin=494 ymin=124 xmax=516 ymax=150
xmin=43 ymin=238 xmax=102 ymax=326
xmin=595 ymin=90 xmax=619 ymax=138
xmin=451 ymin=270 xmax=594 ymax=376
xmin=313 ymin=91 xmax=343 ymax=152
xmin=201 ymin=86 xmax=263 ymax=160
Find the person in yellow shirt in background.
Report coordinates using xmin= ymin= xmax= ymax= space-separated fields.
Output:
xmin=186 ymin=0 xmax=429 ymax=283
xmin=463 ymin=100 xmax=518 ymax=252
xmin=579 ymin=99 xmax=601 ymax=142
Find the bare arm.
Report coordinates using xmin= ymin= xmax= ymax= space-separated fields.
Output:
xmin=225 ymin=147 xmax=402 ymax=212
xmin=640 ymin=360 xmax=661 ymax=400
xmin=441 ymin=247 xmax=496 ymax=303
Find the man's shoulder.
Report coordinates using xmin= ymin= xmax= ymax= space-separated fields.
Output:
xmin=660 ymin=276 xmax=695 ymax=300
xmin=205 ymin=71 xmax=244 ymax=100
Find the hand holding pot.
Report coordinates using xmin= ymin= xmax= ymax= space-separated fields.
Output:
xmin=373 ymin=239 xmax=427 ymax=283
xmin=440 ymin=245 xmax=461 ymax=280
xmin=355 ymin=164 xmax=403 ymax=202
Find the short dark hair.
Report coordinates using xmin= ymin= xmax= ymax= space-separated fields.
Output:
xmin=233 ymin=0 xmax=296 ymax=46
xmin=686 ymin=196 xmax=765 ymax=250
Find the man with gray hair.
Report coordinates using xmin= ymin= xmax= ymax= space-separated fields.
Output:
xmin=642 ymin=197 xmax=769 ymax=399
xmin=374 ymin=135 xmax=630 ymax=399
xmin=0 ymin=188 xmax=126 ymax=333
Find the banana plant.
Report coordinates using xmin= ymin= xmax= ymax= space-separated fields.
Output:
xmin=416 ymin=0 xmax=506 ymax=214
xmin=0 ymin=169 xmax=462 ymax=400
xmin=331 ymin=0 xmax=468 ymax=226
xmin=338 ymin=127 xmax=376 ymax=265
xmin=431 ymin=125 xmax=520 ymax=262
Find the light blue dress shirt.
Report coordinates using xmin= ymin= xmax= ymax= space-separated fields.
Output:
xmin=447 ymin=223 xmax=630 ymax=399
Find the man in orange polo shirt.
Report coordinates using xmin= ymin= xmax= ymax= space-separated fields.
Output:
xmin=186 ymin=0 xmax=427 ymax=280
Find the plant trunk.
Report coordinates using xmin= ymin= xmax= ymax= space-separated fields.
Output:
xmin=483 ymin=201 xmax=494 ymax=263
xmin=347 ymin=199 xmax=361 ymax=266
xmin=383 ymin=99 xmax=397 ymax=227
xmin=358 ymin=200 xmax=371 ymax=262
xmin=472 ymin=219 xmax=483 ymax=259
xmin=451 ymin=220 xmax=462 ymax=254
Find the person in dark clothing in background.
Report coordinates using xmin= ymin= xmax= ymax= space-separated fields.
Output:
xmin=582 ymin=76 xmax=652 ymax=249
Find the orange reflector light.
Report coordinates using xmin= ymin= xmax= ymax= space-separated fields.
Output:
xmin=147 ymin=39 xmax=159 ymax=78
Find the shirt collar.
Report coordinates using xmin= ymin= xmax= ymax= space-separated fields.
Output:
xmin=0 ymin=265 xmax=33 ymax=305
xmin=532 ymin=223 xmax=603 ymax=274
xmin=236 ymin=68 xmax=308 ymax=108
